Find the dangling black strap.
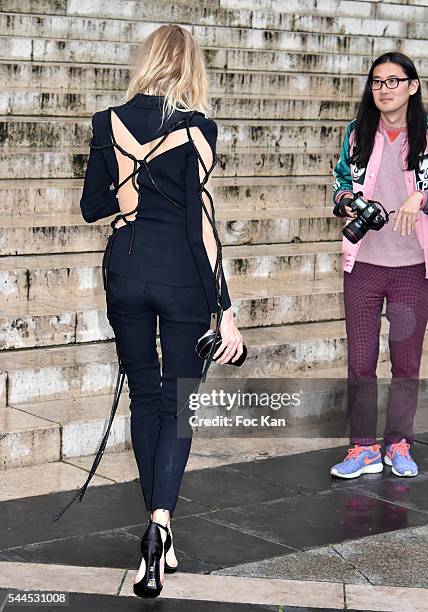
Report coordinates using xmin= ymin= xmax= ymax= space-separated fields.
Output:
xmin=51 ymin=344 xmax=126 ymax=522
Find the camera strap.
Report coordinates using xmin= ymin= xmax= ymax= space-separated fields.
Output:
xmin=369 ymin=198 xmax=395 ymax=223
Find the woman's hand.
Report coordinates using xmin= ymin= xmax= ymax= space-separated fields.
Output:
xmin=213 ymin=307 xmax=244 ymax=364
xmin=393 ymin=192 xmax=423 ymax=236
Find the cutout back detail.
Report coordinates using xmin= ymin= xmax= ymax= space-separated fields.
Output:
xmin=109 ymin=109 xmax=201 ymax=226
xmin=91 ymin=106 xmax=221 ymax=289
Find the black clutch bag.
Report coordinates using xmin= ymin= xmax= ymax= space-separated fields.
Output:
xmin=195 ymin=328 xmax=247 ymax=366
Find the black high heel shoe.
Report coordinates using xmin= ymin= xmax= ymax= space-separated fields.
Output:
xmin=164 ymin=525 xmax=178 ymax=573
xmin=133 ymin=519 xmax=169 ymax=598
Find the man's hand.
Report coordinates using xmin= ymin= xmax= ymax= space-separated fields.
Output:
xmin=334 ymin=192 xmax=358 ymax=219
xmin=393 ymin=192 xmax=423 ymax=236
xmin=341 ymin=201 xmax=358 ymax=219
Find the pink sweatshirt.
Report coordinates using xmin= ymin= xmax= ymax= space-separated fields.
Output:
xmin=337 ymin=119 xmax=428 ymax=278
xmin=355 ymin=123 xmax=424 ymax=266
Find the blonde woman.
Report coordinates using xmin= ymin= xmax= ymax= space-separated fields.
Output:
xmin=79 ymin=25 xmax=244 ymax=597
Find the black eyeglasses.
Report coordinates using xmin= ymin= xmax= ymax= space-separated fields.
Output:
xmin=370 ymin=77 xmax=411 ymax=90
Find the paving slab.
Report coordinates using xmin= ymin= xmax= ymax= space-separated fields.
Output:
xmin=213 ymin=525 xmax=428 ymax=589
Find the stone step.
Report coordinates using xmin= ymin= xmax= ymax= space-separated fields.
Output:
xmin=0 ymin=177 xmax=332 ymax=217
xmin=4 ymin=358 xmax=428 ymax=470
xmin=0 ymin=404 xmax=60 ymax=469
xmin=0 ymin=63 xmax=365 ymax=97
xmin=0 ymin=116 xmax=345 ymax=151
xmin=222 ymin=240 xmax=341 ymax=284
xmin=0 ymin=208 xmax=341 ymax=256
xmin=0 ymin=317 xmax=406 ymax=406
xmin=411 ymin=23 xmax=428 ymax=40
xmin=2 ymin=36 xmax=428 ymax=75
xmin=0 ymin=147 xmax=337 ymax=180
xmin=0 ymin=11 xmax=415 ymax=46
xmin=3 ymin=356 xmax=428 ymax=469
xmin=216 ymin=48 xmax=428 ymax=76
xmin=0 ymin=294 xmax=111 ymax=350
xmin=1 ymin=13 xmax=423 ymax=55
xmin=306 ymin=357 xmax=428 ymax=380
xmin=0 ymin=252 xmax=106 ymax=302
xmin=222 ymin=0 xmax=428 ymax=23
xmin=0 ymin=277 xmax=345 ymax=349
xmin=4 ymin=61 xmax=427 ymax=100
xmin=0 ymin=241 xmax=342 ymax=303
xmin=56 ymin=0 xmax=428 ymax=26
xmin=1 ymin=394 xmax=131 ymax=469
xmin=2 ymin=89 xmax=361 ymax=120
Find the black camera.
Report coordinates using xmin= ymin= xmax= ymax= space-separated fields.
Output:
xmin=338 ymin=191 xmax=394 ymax=244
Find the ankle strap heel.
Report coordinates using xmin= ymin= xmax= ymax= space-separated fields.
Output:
xmin=133 ymin=520 xmax=169 ymax=598
xmin=163 ymin=524 xmax=178 ymax=574
xmin=149 ymin=519 xmax=169 ymax=535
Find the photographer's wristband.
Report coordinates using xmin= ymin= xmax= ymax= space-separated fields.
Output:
xmin=333 ymin=191 xmax=354 ymax=217
xmin=336 ymin=190 xmax=354 ymax=203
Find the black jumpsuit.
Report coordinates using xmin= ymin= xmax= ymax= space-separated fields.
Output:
xmin=53 ymin=93 xmax=231 ymax=520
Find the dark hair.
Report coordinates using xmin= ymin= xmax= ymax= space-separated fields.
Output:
xmin=350 ymin=52 xmax=427 ymax=171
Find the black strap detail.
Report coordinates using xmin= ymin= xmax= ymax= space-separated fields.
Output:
xmin=51 ymin=342 xmax=126 ymax=522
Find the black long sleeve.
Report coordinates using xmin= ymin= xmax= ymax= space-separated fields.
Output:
xmin=201 ymin=120 xmax=231 ymax=311
xmin=185 ymin=116 xmax=232 ymax=312
xmin=80 ymin=113 xmax=120 ymax=223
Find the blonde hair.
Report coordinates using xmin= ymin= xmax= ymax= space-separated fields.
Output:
xmin=126 ymin=24 xmax=212 ymax=123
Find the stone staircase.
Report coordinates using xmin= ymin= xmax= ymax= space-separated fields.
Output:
xmin=1 ymin=0 xmax=428 ymax=469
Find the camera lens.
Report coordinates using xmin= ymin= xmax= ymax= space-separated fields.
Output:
xmin=343 ymin=218 xmax=370 ymax=244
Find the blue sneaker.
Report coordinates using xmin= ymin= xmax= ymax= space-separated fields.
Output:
xmin=330 ymin=444 xmax=383 ymax=479
xmin=384 ymin=438 xmax=418 ymax=477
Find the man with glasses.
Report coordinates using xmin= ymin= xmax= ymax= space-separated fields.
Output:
xmin=330 ymin=53 xmax=428 ymax=479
